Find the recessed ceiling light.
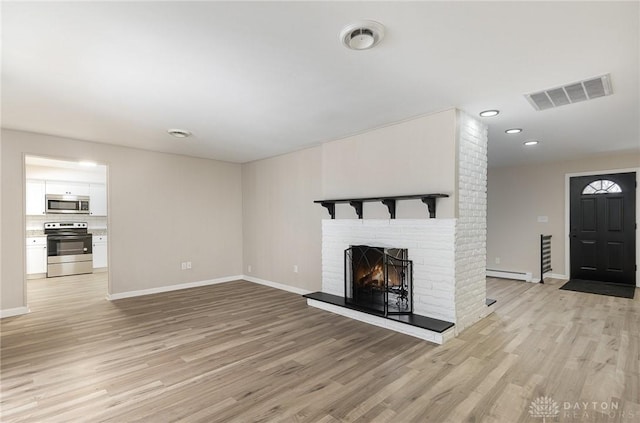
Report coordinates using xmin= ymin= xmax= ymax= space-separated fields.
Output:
xmin=339 ymin=20 xmax=385 ymax=50
xmin=168 ymin=129 xmax=192 ymax=138
xmin=79 ymin=161 xmax=97 ymax=167
xmin=523 ymin=140 xmax=539 ymax=146
xmin=479 ymin=110 xmax=500 ymax=117
xmin=505 ymin=128 xmax=522 ymax=134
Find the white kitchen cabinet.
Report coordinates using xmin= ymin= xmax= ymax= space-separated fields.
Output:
xmin=26 ymin=237 xmax=47 ymax=275
xmin=26 ymin=180 xmax=46 ymax=215
xmin=89 ymin=184 xmax=107 ymax=216
xmin=45 ymin=181 xmax=90 ymax=196
xmin=93 ymin=235 xmax=108 ymax=269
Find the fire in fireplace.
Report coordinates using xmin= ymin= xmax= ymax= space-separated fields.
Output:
xmin=345 ymin=245 xmax=413 ymax=316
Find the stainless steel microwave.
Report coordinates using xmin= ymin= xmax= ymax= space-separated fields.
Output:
xmin=45 ymin=194 xmax=90 ymax=214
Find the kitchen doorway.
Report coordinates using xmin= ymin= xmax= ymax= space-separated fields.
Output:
xmin=24 ymin=155 xmax=110 ymax=308
xmin=569 ymin=171 xmax=636 ymax=285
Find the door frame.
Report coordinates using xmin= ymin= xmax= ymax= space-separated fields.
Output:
xmin=564 ymin=168 xmax=639 ymax=287
xmin=22 ymin=152 xmax=112 ymax=310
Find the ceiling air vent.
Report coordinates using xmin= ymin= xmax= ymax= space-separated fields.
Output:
xmin=525 ymin=74 xmax=612 ymax=111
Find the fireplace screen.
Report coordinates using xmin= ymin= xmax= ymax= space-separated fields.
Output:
xmin=345 ymin=245 xmax=413 ymax=316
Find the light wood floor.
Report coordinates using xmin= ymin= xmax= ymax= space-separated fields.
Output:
xmin=1 ymin=275 xmax=639 ymax=422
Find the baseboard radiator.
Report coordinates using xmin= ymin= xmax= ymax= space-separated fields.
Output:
xmin=540 ymin=234 xmax=552 ymax=284
xmin=486 ymin=269 xmax=533 ymax=282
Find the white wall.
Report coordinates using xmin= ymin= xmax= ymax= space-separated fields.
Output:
xmin=242 ymin=146 xmax=324 ymax=292
xmin=322 ymin=110 xmax=457 ymax=219
xmin=0 ymin=133 xmax=3 ymax=312
xmin=1 ymin=129 xmax=243 ymax=311
xmin=487 ymin=151 xmax=640 ymax=282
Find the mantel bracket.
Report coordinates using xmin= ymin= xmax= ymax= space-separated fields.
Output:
xmin=381 ymin=199 xmax=396 ymax=219
xmin=421 ymin=197 xmax=437 ymax=218
xmin=320 ymin=202 xmax=336 ymax=219
xmin=349 ymin=201 xmax=363 ymax=219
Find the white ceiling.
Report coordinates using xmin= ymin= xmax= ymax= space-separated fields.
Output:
xmin=2 ymin=2 xmax=639 ymax=167
xmin=25 ymin=156 xmax=106 ymax=174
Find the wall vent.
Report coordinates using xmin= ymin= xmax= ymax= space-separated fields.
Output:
xmin=525 ymin=74 xmax=612 ymax=111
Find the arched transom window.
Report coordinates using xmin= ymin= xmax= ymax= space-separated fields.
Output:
xmin=582 ymin=179 xmax=622 ymax=194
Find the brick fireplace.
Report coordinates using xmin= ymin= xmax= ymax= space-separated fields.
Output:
xmin=322 ymin=219 xmax=458 ymax=322
xmin=306 ymin=111 xmax=490 ymax=344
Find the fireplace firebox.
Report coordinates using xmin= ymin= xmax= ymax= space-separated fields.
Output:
xmin=345 ymin=245 xmax=413 ymax=316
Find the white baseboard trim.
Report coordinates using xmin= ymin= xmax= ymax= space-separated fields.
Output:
xmin=106 ymin=275 xmax=313 ymax=301
xmin=486 ymin=269 xmax=532 ymax=282
xmin=242 ymin=275 xmax=313 ymax=296
xmin=107 ymin=275 xmax=243 ymax=300
xmin=0 ymin=306 xmax=30 ymax=319
xmin=306 ymin=298 xmax=453 ymax=344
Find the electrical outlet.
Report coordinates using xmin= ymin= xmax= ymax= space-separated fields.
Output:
xmin=247 ymin=265 xmax=252 ymax=273
xmin=293 ymin=265 xmax=298 ymax=273
xmin=495 ymin=257 xmax=501 ymax=264
xmin=186 ymin=261 xmax=192 ymax=269
xmin=181 ymin=262 xmax=187 ymax=270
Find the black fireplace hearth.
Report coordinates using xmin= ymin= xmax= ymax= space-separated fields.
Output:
xmin=345 ymin=245 xmax=413 ymax=316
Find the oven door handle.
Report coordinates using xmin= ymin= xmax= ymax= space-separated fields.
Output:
xmin=47 ymin=235 xmax=91 ymax=241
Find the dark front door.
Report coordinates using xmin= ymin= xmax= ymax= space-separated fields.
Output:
xmin=570 ymin=172 xmax=636 ymax=285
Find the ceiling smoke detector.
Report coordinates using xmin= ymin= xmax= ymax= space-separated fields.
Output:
xmin=340 ymin=20 xmax=385 ymax=50
xmin=167 ymin=129 xmax=192 ymax=138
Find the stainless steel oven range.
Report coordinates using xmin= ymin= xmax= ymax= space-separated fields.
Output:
xmin=45 ymin=222 xmax=93 ymax=277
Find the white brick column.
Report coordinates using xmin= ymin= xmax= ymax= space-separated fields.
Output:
xmin=454 ymin=111 xmax=489 ymax=332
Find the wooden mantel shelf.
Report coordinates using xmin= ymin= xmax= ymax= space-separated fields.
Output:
xmin=314 ymin=193 xmax=449 ymax=219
